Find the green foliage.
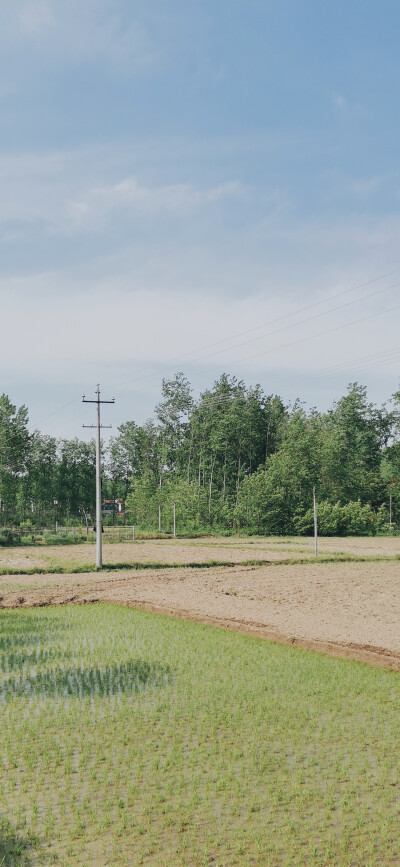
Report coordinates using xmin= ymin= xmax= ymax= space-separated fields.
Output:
xmin=2 ymin=378 xmax=400 ymax=535
xmin=0 ymin=394 xmax=30 ymax=524
xmin=0 ymin=528 xmax=22 ymax=546
xmin=294 ymin=500 xmax=379 ymax=536
xmin=235 ymin=409 xmax=322 ymax=534
xmin=320 ymin=384 xmax=386 ymax=506
xmin=107 ymin=421 xmax=148 ymax=500
xmin=126 ymin=475 xmax=209 ymax=533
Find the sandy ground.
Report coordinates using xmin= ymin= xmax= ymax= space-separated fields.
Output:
xmin=1 ymin=553 xmax=400 ymax=670
xmin=1 ymin=535 xmax=400 ymax=571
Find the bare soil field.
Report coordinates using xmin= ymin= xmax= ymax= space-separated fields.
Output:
xmin=1 ymin=536 xmax=400 ymax=670
xmin=1 ymin=533 xmax=400 ymax=571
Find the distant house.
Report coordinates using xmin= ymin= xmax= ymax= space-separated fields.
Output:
xmin=102 ymin=498 xmax=125 ymax=518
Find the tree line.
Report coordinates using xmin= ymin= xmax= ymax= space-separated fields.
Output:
xmin=1 ymin=373 xmax=400 ymax=535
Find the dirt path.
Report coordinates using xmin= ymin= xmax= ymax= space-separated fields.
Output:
xmin=1 ymin=559 xmax=400 ymax=670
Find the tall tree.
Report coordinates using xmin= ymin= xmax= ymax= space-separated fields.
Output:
xmin=321 ymin=383 xmax=386 ymax=506
xmin=155 ymin=372 xmax=193 ymax=475
xmin=0 ymin=395 xmax=30 ymax=524
xmin=22 ymin=431 xmax=58 ymax=524
xmin=56 ymin=439 xmax=97 ymax=521
xmin=107 ymin=422 xmax=147 ymax=499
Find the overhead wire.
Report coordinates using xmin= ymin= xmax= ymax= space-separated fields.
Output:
xmin=116 ymin=289 xmax=400 ymax=406
xmin=14 ymin=264 xmax=400 ymax=431
xmin=101 ymin=265 xmax=400 ymax=393
xmin=229 ymin=298 xmax=400 ymax=366
xmin=297 ymin=347 xmax=400 ymax=385
xmin=167 ymin=278 xmax=400 ymax=368
xmin=33 ymin=397 xmax=81 ymax=427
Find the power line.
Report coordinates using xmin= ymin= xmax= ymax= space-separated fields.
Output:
xmin=33 ymin=397 xmax=81 ymax=427
xmin=102 ymin=265 xmax=400 ymax=393
xmin=10 ymin=265 xmax=400 ymax=434
xmin=121 ymin=291 xmax=400 ymax=405
xmin=232 ymin=297 xmax=400 ymax=366
xmin=176 ymin=279 xmax=400 ymax=367
xmin=303 ymin=347 xmax=400 ymax=380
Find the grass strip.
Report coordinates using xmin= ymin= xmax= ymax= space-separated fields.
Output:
xmin=1 ymin=552 xmax=400 ymax=576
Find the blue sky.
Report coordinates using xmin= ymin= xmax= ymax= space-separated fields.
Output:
xmin=1 ymin=0 xmax=400 ymax=436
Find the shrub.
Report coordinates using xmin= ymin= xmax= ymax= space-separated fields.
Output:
xmin=295 ymin=500 xmax=378 ymax=536
xmin=0 ymin=529 xmax=22 ymax=546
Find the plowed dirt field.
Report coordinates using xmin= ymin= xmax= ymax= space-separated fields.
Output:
xmin=1 ymin=533 xmax=400 ymax=570
xmin=1 ymin=536 xmax=400 ymax=670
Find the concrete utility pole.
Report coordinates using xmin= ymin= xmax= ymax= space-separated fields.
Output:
xmin=83 ymin=386 xmax=114 ymax=569
xmin=313 ymin=486 xmax=318 ymax=558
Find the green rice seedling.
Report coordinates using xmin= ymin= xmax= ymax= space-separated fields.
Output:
xmin=0 ymin=605 xmax=399 ymax=865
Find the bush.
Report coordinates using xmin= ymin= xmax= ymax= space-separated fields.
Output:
xmin=43 ymin=533 xmax=87 ymax=545
xmin=295 ymin=500 xmax=378 ymax=536
xmin=0 ymin=529 xmax=22 ymax=546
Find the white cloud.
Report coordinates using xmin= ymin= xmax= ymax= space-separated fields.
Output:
xmin=0 ymin=148 xmax=248 ymax=236
xmin=0 ymin=1 xmax=159 ymax=73
xmin=70 ymin=178 xmax=246 ymax=227
xmin=1 ymin=142 xmax=400 ymax=424
xmin=346 ymin=176 xmax=384 ymax=196
xmin=332 ymin=91 xmax=346 ymax=110
xmin=18 ymin=1 xmax=55 ymax=34
xmin=1 ymin=270 xmax=399 ymax=405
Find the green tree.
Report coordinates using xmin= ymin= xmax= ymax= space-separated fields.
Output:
xmin=320 ymin=384 xmax=386 ymax=506
xmin=0 ymin=395 xmax=30 ymax=524
xmin=107 ymin=421 xmax=147 ymax=500
xmin=22 ymin=431 xmax=58 ymax=525
xmin=56 ymin=439 xmax=97 ymax=522
xmin=155 ymin=372 xmax=193 ymax=475
xmin=235 ymin=407 xmax=322 ymax=534
xmin=188 ymin=375 xmax=286 ymax=527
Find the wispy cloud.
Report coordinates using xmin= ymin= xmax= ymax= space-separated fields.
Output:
xmin=332 ymin=91 xmax=346 ymax=110
xmin=0 ymin=1 xmax=159 ymax=74
xmin=18 ymin=1 xmax=55 ymax=34
xmin=70 ymin=178 xmax=247 ymax=227
xmin=0 ymin=147 xmax=247 ymax=237
xmin=347 ymin=176 xmax=384 ymax=196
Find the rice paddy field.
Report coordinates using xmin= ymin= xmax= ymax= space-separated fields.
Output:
xmin=1 ymin=603 xmax=400 ymax=866
xmin=1 ymin=536 xmax=400 ymax=865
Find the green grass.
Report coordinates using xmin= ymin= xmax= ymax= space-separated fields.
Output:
xmin=0 ymin=605 xmax=399 ymax=866
xmin=0 ymin=531 xmax=211 ymax=548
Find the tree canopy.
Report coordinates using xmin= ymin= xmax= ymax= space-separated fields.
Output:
xmin=1 ymin=378 xmax=399 ymax=535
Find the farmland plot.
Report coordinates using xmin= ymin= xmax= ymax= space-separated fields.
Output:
xmin=1 ymin=604 xmax=400 ymax=866
xmin=1 ymin=556 xmax=400 ymax=669
xmin=1 ymin=534 xmax=400 ymax=573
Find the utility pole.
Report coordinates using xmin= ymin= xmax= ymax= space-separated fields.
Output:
xmin=313 ymin=486 xmax=318 ymax=558
xmin=83 ymin=385 xmax=114 ymax=569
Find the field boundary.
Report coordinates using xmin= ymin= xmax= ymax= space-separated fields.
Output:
xmin=2 ymin=591 xmax=400 ymax=672
xmin=1 ymin=552 xmax=400 ymax=576
xmin=97 ymin=601 xmax=400 ymax=672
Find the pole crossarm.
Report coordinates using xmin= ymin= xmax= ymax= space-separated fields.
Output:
xmin=82 ymin=385 xmax=114 ymax=570
xmin=82 ymin=397 xmax=115 ymax=405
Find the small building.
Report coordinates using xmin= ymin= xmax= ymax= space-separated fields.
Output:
xmin=102 ymin=498 xmax=125 ymax=519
